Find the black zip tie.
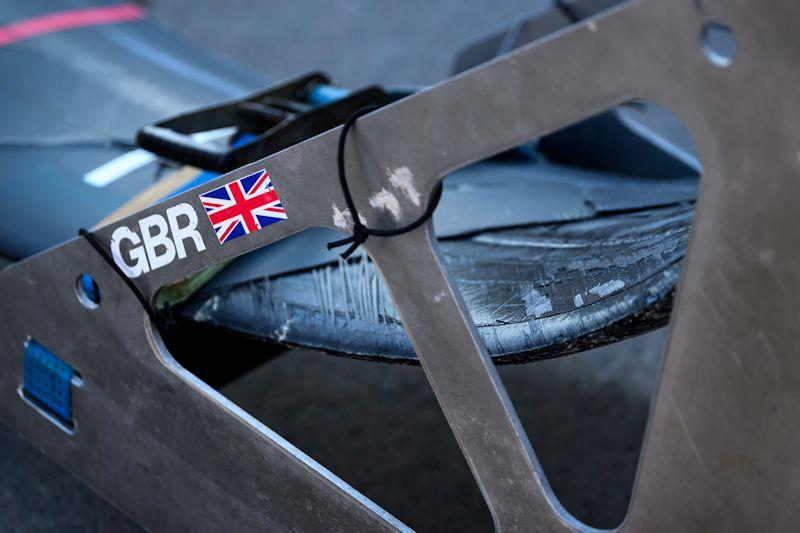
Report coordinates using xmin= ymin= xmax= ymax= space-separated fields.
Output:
xmin=327 ymin=105 xmax=443 ymax=259
xmin=78 ymin=228 xmax=174 ymax=331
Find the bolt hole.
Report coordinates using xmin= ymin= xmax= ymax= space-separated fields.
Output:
xmin=701 ymin=22 xmax=737 ymax=68
xmin=75 ymin=273 xmax=101 ymax=309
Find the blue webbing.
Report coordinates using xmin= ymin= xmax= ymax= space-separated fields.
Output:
xmin=80 ymin=273 xmax=98 ymax=303
xmin=306 ymin=84 xmax=350 ymax=106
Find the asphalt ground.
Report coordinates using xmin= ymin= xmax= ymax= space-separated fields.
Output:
xmin=0 ymin=2 xmax=669 ymax=531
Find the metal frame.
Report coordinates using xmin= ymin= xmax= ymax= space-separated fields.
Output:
xmin=2 ymin=0 xmax=799 ymax=530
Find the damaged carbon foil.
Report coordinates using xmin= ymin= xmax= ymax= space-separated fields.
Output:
xmin=180 ymin=202 xmax=691 ymax=364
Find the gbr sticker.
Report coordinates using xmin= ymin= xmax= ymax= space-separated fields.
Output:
xmin=110 ymin=203 xmax=205 ymax=279
xmin=109 ymin=169 xmax=286 ymax=278
xmin=199 ymin=169 xmax=287 ymax=244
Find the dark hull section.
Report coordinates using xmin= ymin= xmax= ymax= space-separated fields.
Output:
xmin=0 ymin=0 xmax=264 ymax=258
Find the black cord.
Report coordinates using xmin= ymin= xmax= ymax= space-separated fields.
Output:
xmin=78 ymin=228 xmax=173 ymax=331
xmin=327 ymin=106 xmax=443 ymax=259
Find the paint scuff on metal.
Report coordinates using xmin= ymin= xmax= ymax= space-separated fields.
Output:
xmin=368 ymin=188 xmax=402 ymax=220
xmin=388 ymin=166 xmax=421 ymax=206
xmin=589 ymin=279 xmax=626 ymax=298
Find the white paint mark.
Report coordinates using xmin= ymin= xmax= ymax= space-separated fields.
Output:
xmin=275 ymin=318 xmax=294 ymax=342
xmin=589 ymin=279 xmax=626 ymax=298
xmin=369 ymin=188 xmax=402 ymax=220
xmin=433 ymin=291 xmax=446 ymax=303
xmin=388 ymin=166 xmax=420 ymax=206
xmin=83 ymin=127 xmax=236 ymax=187
xmin=307 ymin=257 xmax=394 ymax=324
xmin=332 ymin=203 xmax=366 ymax=230
xmin=332 ymin=203 xmax=354 ymax=230
xmin=473 ymin=234 xmax=587 ymax=249
xmin=574 ymin=294 xmax=584 ymax=308
xmin=84 ymin=149 xmax=156 ymax=188
xmin=522 ymin=286 xmax=552 ymax=318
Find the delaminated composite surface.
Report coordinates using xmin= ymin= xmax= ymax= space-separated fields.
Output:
xmin=182 ymin=189 xmax=692 ymax=363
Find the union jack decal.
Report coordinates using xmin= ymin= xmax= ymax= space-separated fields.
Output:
xmin=199 ymin=169 xmax=287 ymax=244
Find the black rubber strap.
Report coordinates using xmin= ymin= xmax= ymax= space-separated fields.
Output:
xmin=78 ymin=228 xmax=173 ymax=331
xmin=327 ymin=106 xmax=443 ymax=258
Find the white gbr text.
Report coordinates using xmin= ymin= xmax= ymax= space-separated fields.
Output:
xmin=110 ymin=203 xmax=206 ymax=278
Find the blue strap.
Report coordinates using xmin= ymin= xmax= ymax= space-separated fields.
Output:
xmin=80 ymin=273 xmax=99 ymax=303
xmin=305 ymin=84 xmax=350 ymax=106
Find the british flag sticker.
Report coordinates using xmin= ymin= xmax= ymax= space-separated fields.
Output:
xmin=199 ymin=169 xmax=287 ymax=245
